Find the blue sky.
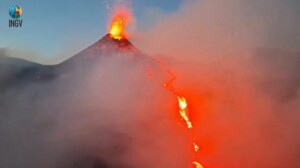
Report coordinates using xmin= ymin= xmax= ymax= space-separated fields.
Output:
xmin=0 ymin=0 xmax=182 ymax=60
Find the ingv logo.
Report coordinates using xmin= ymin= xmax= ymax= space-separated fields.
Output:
xmin=9 ymin=5 xmax=23 ymax=27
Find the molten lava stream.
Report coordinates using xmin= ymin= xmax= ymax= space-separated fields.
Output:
xmin=159 ymin=61 xmax=204 ymax=168
xmin=177 ymin=96 xmax=193 ymax=129
xmin=176 ymin=96 xmax=203 ymax=168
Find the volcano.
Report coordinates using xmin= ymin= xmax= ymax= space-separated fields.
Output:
xmin=0 ymin=28 xmax=213 ymax=168
xmin=71 ymin=33 xmax=139 ymax=61
xmin=84 ymin=34 xmax=136 ymax=53
xmin=0 ymin=34 xmax=155 ymax=90
xmin=0 ymin=34 xmax=164 ymax=168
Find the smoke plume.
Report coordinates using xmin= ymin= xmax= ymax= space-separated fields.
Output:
xmin=1 ymin=0 xmax=300 ymax=168
xmin=134 ymin=0 xmax=300 ymax=167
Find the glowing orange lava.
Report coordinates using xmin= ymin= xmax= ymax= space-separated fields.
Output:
xmin=193 ymin=161 xmax=204 ymax=168
xmin=159 ymin=61 xmax=204 ymax=168
xmin=109 ymin=16 xmax=125 ymax=40
xmin=193 ymin=142 xmax=199 ymax=152
xmin=177 ymin=96 xmax=193 ymax=129
xmin=108 ymin=8 xmax=131 ymax=40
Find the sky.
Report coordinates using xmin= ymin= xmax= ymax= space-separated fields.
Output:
xmin=1 ymin=0 xmax=300 ymax=63
xmin=0 ymin=0 xmax=182 ymax=62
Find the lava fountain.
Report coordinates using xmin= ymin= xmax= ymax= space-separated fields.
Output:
xmin=108 ymin=8 xmax=131 ymax=40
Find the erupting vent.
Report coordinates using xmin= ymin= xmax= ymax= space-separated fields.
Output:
xmin=108 ymin=8 xmax=131 ymax=40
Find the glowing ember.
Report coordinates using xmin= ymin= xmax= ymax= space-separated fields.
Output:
xmin=194 ymin=142 xmax=200 ymax=152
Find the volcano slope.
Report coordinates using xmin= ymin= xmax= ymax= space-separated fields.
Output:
xmin=0 ymin=35 xmax=188 ymax=168
xmin=1 ymin=34 xmax=300 ymax=168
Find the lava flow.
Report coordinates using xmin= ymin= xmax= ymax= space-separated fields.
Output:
xmin=177 ymin=96 xmax=193 ymax=129
xmin=167 ymin=79 xmax=204 ymax=168
xmin=173 ymin=87 xmax=204 ymax=168
xmin=160 ymin=62 xmax=204 ymax=168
